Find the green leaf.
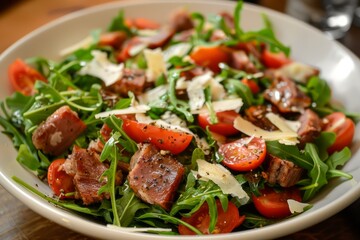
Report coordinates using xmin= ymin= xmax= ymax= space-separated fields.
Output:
xmin=206 ymin=197 xmax=217 ymax=233
xmin=223 ymin=79 xmax=256 ymax=108
xmin=325 ymin=147 xmax=352 ymax=179
xmin=234 ymin=0 xmax=244 ymax=38
xmin=313 ymin=132 xmax=336 ymax=161
xmin=190 ymin=148 xmax=205 ymax=170
xmin=107 ymin=10 xmax=132 ymax=36
xmin=306 ymin=76 xmax=331 ymax=107
xmin=266 ymin=141 xmax=313 ymax=170
xmin=16 ymin=144 xmax=40 ymax=171
xmin=117 ymin=185 xmax=149 ymax=227
xmin=302 ymin=144 xmax=328 ymax=201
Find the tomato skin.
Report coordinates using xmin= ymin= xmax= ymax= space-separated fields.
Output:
xmin=323 ymin=112 xmax=355 ymax=153
xmin=198 ymin=110 xmax=240 ymax=136
xmin=99 ymin=31 xmax=127 ymax=49
xmin=126 ymin=18 xmax=160 ymax=29
xmin=178 ymin=200 xmax=245 ymax=235
xmin=241 ymin=78 xmax=260 ymax=94
xmin=252 ymin=187 xmax=302 ymax=219
xmin=261 ymin=49 xmax=291 ymax=69
xmin=47 ymin=159 xmax=75 ymax=199
xmin=190 ymin=46 xmax=230 ymax=73
xmin=122 ymin=119 xmax=193 ymax=155
xmin=8 ymin=59 xmax=47 ymax=96
xmin=219 ymin=137 xmax=266 ymax=171
xmin=116 ymin=37 xmax=143 ymax=62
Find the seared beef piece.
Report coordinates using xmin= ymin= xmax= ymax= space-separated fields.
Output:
xmin=297 ymin=109 xmax=323 ymax=146
xmin=265 ymin=154 xmax=303 ymax=187
xmin=170 ymin=9 xmax=194 ymax=32
xmin=109 ymin=68 xmax=146 ymax=97
xmin=128 ymin=143 xmax=185 ymax=210
xmin=173 ymin=29 xmax=195 ymax=42
xmin=32 ymin=106 xmax=86 ymax=156
xmin=145 ymin=27 xmax=175 ymax=49
xmin=244 ymin=105 xmax=278 ymax=131
xmin=100 ymin=89 xmax=120 ymax=108
xmin=236 ymin=42 xmax=262 ymax=61
xmin=64 ymin=146 xmax=109 ymax=205
xmin=264 ymin=76 xmax=311 ymax=113
xmin=220 ymin=11 xmax=235 ymax=29
xmin=230 ymin=50 xmax=258 ymax=73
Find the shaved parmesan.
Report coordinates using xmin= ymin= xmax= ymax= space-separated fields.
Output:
xmin=59 ymin=36 xmax=93 ymax=56
xmin=144 ymin=48 xmax=167 ymax=81
xmin=209 ymin=78 xmax=226 ymax=100
xmin=163 ymin=43 xmax=191 ymax=61
xmin=233 ymin=116 xmax=298 ymax=144
xmin=137 ymin=85 xmax=168 ymax=105
xmin=79 ymin=50 xmax=124 ymax=86
xmin=277 ymin=62 xmax=318 ymax=83
xmin=287 ymin=199 xmax=310 ymax=214
xmin=192 ymin=98 xmax=243 ymax=114
xmin=187 ymin=72 xmax=213 ymax=111
xmin=195 ymin=159 xmax=249 ymax=204
xmin=266 ymin=113 xmax=297 ymax=133
xmin=95 ymin=105 xmax=150 ymax=119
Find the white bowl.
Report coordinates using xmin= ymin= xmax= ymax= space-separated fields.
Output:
xmin=1 ymin=0 xmax=360 ymax=239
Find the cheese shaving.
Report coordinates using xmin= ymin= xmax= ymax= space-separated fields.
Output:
xmin=94 ymin=105 xmax=150 ymax=119
xmin=187 ymin=72 xmax=213 ymax=111
xmin=144 ymin=48 xmax=167 ymax=81
xmin=277 ymin=62 xmax=318 ymax=83
xmin=59 ymin=36 xmax=93 ymax=57
xmin=233 ymin=116 xmax=298 ymax=144
xmin=195 ymin=159 xmax=250 ymax=204
xmin=287 ymin=199 xmax=310 ymax=214
xmin=192 ymin=98 xmax=243 ymax=114
xmin=78 ymin=50 xmax=124 ymax=86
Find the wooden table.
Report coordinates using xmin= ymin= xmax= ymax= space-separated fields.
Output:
xmin=1 ymin=0 xmax=360 ymax=239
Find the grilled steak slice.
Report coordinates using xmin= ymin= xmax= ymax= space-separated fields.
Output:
xmin=244 ymin=105 xmax=278 ymax=131
xmin=265 ymin=154 xmax=303 ymax=187
xmin=109 ymin=68 xmax=146 ymax=97
xmin=230 ymin=50 xmax=258 ymax=73
xmin=64 ymin=146 xmax=109 ymax=205
xmin=170 ymin=8 xmax=194 ymax=32
xmin=128 ymin=143 xmax=185 ymax=210
xmin=297 ymin=109 xmax=323 ymax=146
xmin=32 ymin=106 xmax=86 ymax=156
xmin=264 ymin=76 xmax=311 ymax=113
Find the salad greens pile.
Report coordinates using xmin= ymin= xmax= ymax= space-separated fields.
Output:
xmin=1 ymin=0 xmax=358 ymax=236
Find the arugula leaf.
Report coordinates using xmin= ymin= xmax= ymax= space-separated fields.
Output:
xmin=266 ymin=141 xmax=313 ymax=170
xmin=98 ymin=132 xmax=121 ymax=226
xmin=167 ymin=71 xmax=194 ymax=122
xmin=117 ymin=183 xmax=149 ymax=227
xmin=223 ymin=79 xmax=258 ymax=108
xmin=107 ymin=10 xmax=132 ymax=36
xmin=302 ymin=144 xmax=329 ymax=201
xmin=313 ymin=132 xmax=336 ymax=161
xmin=306 ymin=76 xmax=331 ymax=107
xmin=234 ymin=0 xmax=244 ymax=37
xmin=326 ymin=147 xmax=353 ymax=179
xmin=16 ymin=144 xmax=40 ymax=171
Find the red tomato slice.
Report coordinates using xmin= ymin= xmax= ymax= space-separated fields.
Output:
xmin=252 ymin=186 xmax=302 ymax=219
xmin=122 ymin=119 xmax=193 ymax=155
xmin=241 ymin=78 xmax=260 ymax=94
xmin=261 ymin=49 xmax=291 ymax=69
xmin=323 ymin=112 xmax=355 ymax=153
xmin=8 ymin=59 xmax=47 ymax=96
xmin=190 ymin=46 xmax=230 ymax=73
xmin=47 ymin=159 xmax=75 ymax=199
xmin=126 ymin=18 xmax=160 ymax=30
xmin=198 ymin=110 xmax=240 ymax=136
xmin=99 ymin=31 xmax=127 ymax=49
xmin=219 ymin=137 xmax=266 ymax=171
xmin=116 ymin=37 xmax=143 ymax=62
xmin=178 ymin=200 xmax=245 ymax=235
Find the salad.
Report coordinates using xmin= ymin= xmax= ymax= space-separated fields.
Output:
xmin=0 ymin=0 xmax=359 ymax=236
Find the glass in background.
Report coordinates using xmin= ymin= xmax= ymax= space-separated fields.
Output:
xmin=286 ymin=0 xmax=358 ymax=39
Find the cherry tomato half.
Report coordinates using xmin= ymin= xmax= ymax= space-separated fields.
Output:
xmin=178 ymin=200 xmax=245 ymax=235
xmin=8 ymin=59 xmax=47 ymax=96
xmin=323 ymin=112 xmax=355 ymax=153
xmin=122 ymin=119 xmax=193 ymax=155
xmin=198 ymin=110 xmax=240 ymax=136
xmin=47 ymin=159 xmax=75 ymax=199
xmin=219 ymin=137 xmax=266 ymax=171
xmin=261 ymin=49 xmax=291 ymax=69
xmin=252 ymin=186 xmax=302 ymax=219
xmin=190 ymin=46 xmax=231 ymax=73
xmin=241 ymin=78 xmax=260 ymax=94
